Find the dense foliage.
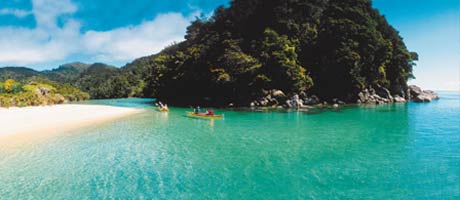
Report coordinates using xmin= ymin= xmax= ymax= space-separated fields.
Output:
xmin=0 ymin=78 xmax=89 ymax=108
xmin=0 ymin=0 xmax=417 ymax=107
xmin=107 ymin=0 xmax=416 ymax=106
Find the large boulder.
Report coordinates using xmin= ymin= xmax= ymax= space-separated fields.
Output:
xmin=408 ymin=85 xmax=423 ymax=99
xmin=413 ymin=94 xmax=431 ymax=102
xmin=413 ymin=90 xmax=439 ymax=102
xmin=357 ymin=89 xmax=370 ymax=103
xmin=285 ymin=94 xmax=303 ymax=108
xmin=409 ymin=85 xmax=439 ymax=103
xmin=271 ymin=90 xmax=286 ymax=99
xmin=357 ymin=86 xmax=395 ymax=104
xmin=375 ymin=86 xmax=393 ymax=102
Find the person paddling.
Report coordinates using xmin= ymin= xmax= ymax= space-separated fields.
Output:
xmin=194 ymin=106 xmax=201 ymax=114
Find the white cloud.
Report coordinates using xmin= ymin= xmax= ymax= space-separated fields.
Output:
xmin=82 ymin=13 xmax=191 ymax=61
xmin=0 ymin=21 xmax=82 ymax=65
xmin=0 ymin=0 xmax=196 ymax=67
xmin=31 ymin=0 xmax=77 ymax=29
xmin=0 ymin=8 xmax=31 ymax=18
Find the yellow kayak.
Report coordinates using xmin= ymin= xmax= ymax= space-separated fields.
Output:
xmin=159 ymin=107 xmax=169 ymax=112
xmin=187 ymin=112 xmax=223 ymax=119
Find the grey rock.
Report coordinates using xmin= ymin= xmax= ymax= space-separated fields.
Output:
xmin=285 ymin=94 xmax=303 ymax=108
xmin=408 ymin=85 xmax=423 ymax=99
xmin=376 ymin=86 xmax=393 ymax=101
xmin=409 ymin=85 xmax=439 ymax=103
xmin=271 ymin=90 xmax=286 ymax=98
xmin=393 ymin=95 xmax=406 ymax=103
xmin=413 ymin=94 xmax=432 ymax=102
xmin=413 ymin=90 xmax=439 ymax=103
xmin=285 ymin=100 xmax=293 ymax=108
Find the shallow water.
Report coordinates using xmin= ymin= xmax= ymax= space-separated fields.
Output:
xmin=1 ymin=92 xmax=459 ymax=199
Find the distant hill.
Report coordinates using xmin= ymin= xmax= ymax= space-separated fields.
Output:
xmin=0 ymin=67 xmax=42 ymax=80
xmin=44 ymin=62 xmax=91 ymax=83
xmin=0 ymin=62 xmax=119 ymax=98
xmin=73 ymin=63 xmax=121 ymax=98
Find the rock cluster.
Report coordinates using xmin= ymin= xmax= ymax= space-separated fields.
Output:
xmin=357 ymin=85 xmax=402 ymax=104
xmin=249 ymin=85 xmax=438 ymax=108
xmin=250 ymin=90 xmax=321 ymax=108
xmin=249 ymin=90 xmax=285 ymax=107
xmin=408 ymin=85 xmax=439 ymax=102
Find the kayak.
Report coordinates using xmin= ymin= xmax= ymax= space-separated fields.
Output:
xmin=187 ymin=112 xmax=223 ymax=119
xmin=159 ymin=107 xmax=169 ymax=112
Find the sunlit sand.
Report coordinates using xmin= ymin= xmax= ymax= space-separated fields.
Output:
xmin=0 ymin=104 xmax=143 ymax=139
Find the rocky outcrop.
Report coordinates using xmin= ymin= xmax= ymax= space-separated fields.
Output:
xmin=356 ymin=85 xmax=437 ymax=104
xmin=375 ymin=86 xmax=393 ymax=102
xmin=285 ymin=94 xmax=303 ymax=108
xmin=250 ymin=90 xmax=283 ymax=107
xmin=248 ymin=85 xmax=438 ymax=108
xmin=408 ymin=85 xmax=439 ymax=102
xmin=357 ymin=86 xmax=394 ymax=104
xmin=408 ymin=85 xmax=422 ymax=98
xmin=250 ymin=90 xmax=318 ymax=108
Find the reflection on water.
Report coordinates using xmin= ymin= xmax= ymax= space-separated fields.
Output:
xmin=0 ymin=93 xmax=459 ymax=199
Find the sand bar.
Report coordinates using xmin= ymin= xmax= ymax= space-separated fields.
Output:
xmin=0 ymin=104 xmax=144 ymax=138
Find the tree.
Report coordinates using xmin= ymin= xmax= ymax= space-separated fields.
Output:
xmin=259 ymin=29 xmax=312 ymax=93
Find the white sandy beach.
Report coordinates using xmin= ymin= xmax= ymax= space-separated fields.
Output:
xmin=0 ymin=104 xmax=143 ymax=138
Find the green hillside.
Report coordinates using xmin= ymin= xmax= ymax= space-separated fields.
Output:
xmin=93 ymin=0 xmax=417 ymax=106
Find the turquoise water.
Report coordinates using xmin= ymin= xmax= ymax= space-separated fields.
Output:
xmin=1 ymin=92 xmax=459 ymax=199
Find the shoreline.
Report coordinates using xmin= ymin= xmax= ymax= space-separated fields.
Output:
xmin=0 ymin=104 xmax=144 ymax=139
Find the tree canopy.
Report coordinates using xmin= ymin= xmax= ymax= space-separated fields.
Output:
xmin=119 ymin=0 xmax=417 ymax=106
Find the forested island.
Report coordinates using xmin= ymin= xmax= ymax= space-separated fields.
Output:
xmin=0 ymin=0 xmax=439 ymax=108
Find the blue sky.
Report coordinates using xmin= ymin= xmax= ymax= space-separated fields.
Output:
xmin=373 ymin=0 xmax=459 ymax=90
xmin=0 ymin=0 xmax=458 ymax=90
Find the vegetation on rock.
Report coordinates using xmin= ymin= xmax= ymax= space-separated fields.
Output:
xmin=108 ymin=0 xmax=417 ymax=106
xmin=0 ymin=78 xmax=89 ymax=108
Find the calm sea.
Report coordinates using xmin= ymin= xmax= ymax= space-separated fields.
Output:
xmin=1 ymin=92 xmax=459 ymax=199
